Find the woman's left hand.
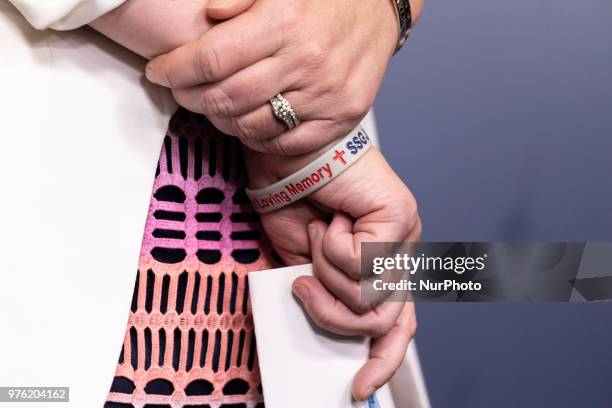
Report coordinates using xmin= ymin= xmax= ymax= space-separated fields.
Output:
xmin=145 ymin=0 xmax=423 ymax=156
xmin=244 ymin=144 xmax=421 ymax=400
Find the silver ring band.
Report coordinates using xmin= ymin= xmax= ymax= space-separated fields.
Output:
xmin=270 ymin=93 xmax=300 ymax=130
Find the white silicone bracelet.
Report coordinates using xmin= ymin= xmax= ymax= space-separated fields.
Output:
xmin=246 ymin=125 xmax=373 ymax=213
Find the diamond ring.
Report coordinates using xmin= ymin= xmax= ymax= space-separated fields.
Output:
xmin=270 ymin=94 xmax=300 ymax=130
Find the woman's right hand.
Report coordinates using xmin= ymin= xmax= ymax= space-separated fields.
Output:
xmin=145 ymin=0 xmax=425 ymax=156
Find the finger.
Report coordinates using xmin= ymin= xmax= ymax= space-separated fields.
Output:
xmin=308 ymin=220 xmax=373 ymax=314
xmin=323 ymin=205 xmax=418 ymax=282
xmin=213 ymin=91 xmax=341 ymax=155
xmin=171 ymin=57 xmax=291 ymax=117
xmin=259 ymin=201 xmax=324 ymax=266
xmin=322 ymin=212 xmax=363 ymax=280
xmin=352 ymin=303 xmax=417 ymax=401
xmin=207 ymin=0 xmax=256 ymax=20
xmin=292 ymin=275 xmax=405 ymax=337
xmin=207 ymin=104 xmax=286 ymax=148
xmin=235 ymin=89 xmax=321 ymax=154
xmin=257 ymin=119 xmax=346 ymax=156
xmin=146 ymin=10 xmax=284 ymax=88
xmin=310 ymin=220 xmax=404 ymax=312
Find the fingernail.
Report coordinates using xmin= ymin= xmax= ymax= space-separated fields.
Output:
xmin=362 ymin=386 xmax=376 ymax=401
xmin=292 ymin=284 xmax=310 ymax=303
xmin=145 ymin=62 xmax=160 ymax=84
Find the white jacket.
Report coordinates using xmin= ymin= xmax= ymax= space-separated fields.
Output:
xmin=9 ymin=0 xmax=127 ymax=30
xmin=1 ymin=1 xmax=175 ymax=405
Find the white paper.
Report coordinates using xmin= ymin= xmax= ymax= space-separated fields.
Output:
xmin=249 ymin=264 xmax=398 ymax=408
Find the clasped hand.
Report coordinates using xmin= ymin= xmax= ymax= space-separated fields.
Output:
xmin=145 ymin=0 xmax=401 ymax=156
xmin=92 ymin=0 xmax=424 ymax=400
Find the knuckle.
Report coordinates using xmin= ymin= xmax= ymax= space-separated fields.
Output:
xmin=196 ymin=44 xmax=222 ymax=82
xmin=369 ymin=316 xmax=394 ymax=338
xmin=366 ymin=322 xmax=386 ymax=338
xmin=262 ymin=137 xmax=288 ymax=156
xmin=345 ymin=260 xmax=362 ymax=280
xmin=208 ymin=116 xmax=234 ymax=136
xmin=404 ymin=196 xmax=420 ymax=230
xmin=401 ymin=186 xmax=417 ymax=208
xmin=232 ymin=116 xmax=257 ymax=142
xmin=202 ymin=88 xmax=234 ymax=117
xmin=408 ymin=318 xmax=417 ymax=338
xmin=342 ymin=92 xmax=369 ymax=121
xmin=314 ymin=309 xmax=333 ymax=331
xmin=350 ymin=297 xmax=373 ymax=315
xmin=326 ymin=73 xmax=346 ymax=95
xmin=411 ymin=216 xmax=423 ymax=241
xmin=349 ymin=254 xmax=362 ymax=278
xmin=391 ymin=188 xmax=419 ymax=233
xmin=280 ymin=6 xmax=300 ymax=32
xmin=323 ymin=236 xmax=361 ymax=278
xmin=319 ymin=54 xmax=348 ymax=92
xmin=347 ymin=285 xmax=367 ymax=311
xmin=303 ymin=41 xmax=327 ymax=67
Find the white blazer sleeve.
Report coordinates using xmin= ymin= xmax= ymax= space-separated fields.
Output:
xmin=8 ymin=0 xmax=128 ymax=30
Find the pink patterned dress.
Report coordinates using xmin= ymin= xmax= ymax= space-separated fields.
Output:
xmin=104 ymin=109 xmax=279 ymax=408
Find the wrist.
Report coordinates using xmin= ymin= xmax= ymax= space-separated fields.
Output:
xmin=90 ymin=0 xmax=212 ymax=59
xmin=244 ymin=126 xmax=374 ymax=213
xmin=244 ymin=138 xmax=342 ymax=190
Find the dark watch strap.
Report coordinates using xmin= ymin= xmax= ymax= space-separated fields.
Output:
xmin=393 ymin=0 xmax=413 ymax=52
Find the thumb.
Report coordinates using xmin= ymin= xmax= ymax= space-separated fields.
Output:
xmin=207 ymin=0 xmax=256 ymax=20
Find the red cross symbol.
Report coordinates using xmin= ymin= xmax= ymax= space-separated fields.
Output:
xmin=333 ymin=149 xmax=347 ymax=165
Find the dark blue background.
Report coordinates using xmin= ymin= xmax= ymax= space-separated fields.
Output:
xmin=375 ymin=1 xmax=612 ymax=406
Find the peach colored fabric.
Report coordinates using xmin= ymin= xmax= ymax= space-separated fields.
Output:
xmin=105 ymin=109 xmax=278 ymax=408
